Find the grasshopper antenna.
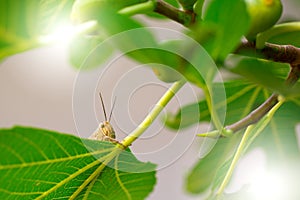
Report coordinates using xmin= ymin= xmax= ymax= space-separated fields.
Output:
xmin=99 ymin=92 xmax=107 ymax=121
xmin=109 ymin=96 xmax=116 ymax=122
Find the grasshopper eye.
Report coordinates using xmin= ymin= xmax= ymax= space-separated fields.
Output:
xmin=100 ymin=123 xmax=105 ymax=128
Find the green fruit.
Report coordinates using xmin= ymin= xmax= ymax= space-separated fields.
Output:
xmin=245 ymin=0 xmax=283 ymax=40
xmin=177 ymin=0 xmax=197 ymax=11
xmin=71 ymin=0 xmax=147 ymax=23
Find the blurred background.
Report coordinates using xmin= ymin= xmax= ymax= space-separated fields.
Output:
xmin=1 ymin=0 xmax=299 ymax=199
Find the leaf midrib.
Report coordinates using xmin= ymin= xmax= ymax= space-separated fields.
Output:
xmin=0 ymin=148 xmax=114 ymax=170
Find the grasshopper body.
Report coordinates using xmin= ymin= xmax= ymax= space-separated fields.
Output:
xmin=89 ymin=93 xmax=119 ymax=144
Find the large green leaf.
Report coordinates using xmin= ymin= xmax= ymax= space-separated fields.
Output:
xmin=183 ymin=81 xmax=300 ymax=196
xmin=256 ymin=22 xmax=300 ymax=48
xmin=186 ymin=134 xmax=242 ymax=194
xmin=253 ymin=101 xmax=300 ymax=162
xmin=0 ymin=0 xmax=75 ymax=60
xmin=184 ymin=80 xmax=267 ymax=194
xmin=0 ymin=126 xmax=156 ymax=199
xmin=68 ymin=35 xmax=114 ymax=69
xmin=165 ymin=80 xmax=266 ymax=129
xmin=227 ymin=55 xmax=300 ymax=97
xmin=77 ymin=6 xmax=218 ymax=88
xmin=201 ymin=0 xmax=250 ymax=60
xmin=38 ymin=0 xmax=76 ymax=32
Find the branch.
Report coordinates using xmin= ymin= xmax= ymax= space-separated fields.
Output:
xmin=154 ymin=0 xmax=195 ymax=26
xmin=121 ymin=80 xmax=186 ymax=147
xmin=236 ymin=41 xmax=300 ymax=66
xmin=225 ymin=63 xmax=300 ymax=133
xmin=225 ymin=94 xmax=279 ymax=132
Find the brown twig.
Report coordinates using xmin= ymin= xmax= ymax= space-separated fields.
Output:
xmin=286 ymin=64 xmax=300 ymax=86
xmin=225 ymin=94 xmax=279 ymax=133
xmin=225 ymin=63 xmax=300 ymax=133
xmin=236 ymin=41 xmax=300 ymax=66
xmin=154 ymin=0 xmax=195 ymax=26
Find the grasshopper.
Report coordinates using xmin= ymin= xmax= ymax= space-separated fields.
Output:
xmin=89 ymin=93 xmax=120 ymax=145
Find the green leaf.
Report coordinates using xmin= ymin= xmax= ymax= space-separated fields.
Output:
xmin=68 ymin=35 xmax=114 ymax=69
xmin=165 ymin=80 xmax=266 ymax=129
xmin=201 ymin=0 xmax=250 ymax=60
xmin=0 ymin=0 xmax=75 ymax=60
xmin=177 ymin=0 xmax=197 ymax=11
xmin=150 ymin=39 xmax=210 ymax=85
xmin=227 ymin=55 xmax=300 ymax=97
xmin=253 ymin=101 xmax=300 ymax=162
xmin=186 ymin=134 xmax=242 ymax=194
xmin=256 ymin=22 xmax=300 ymax=48
xmin=38 ymin=0 xmax=76 ymax=33
xmin=186 ymin=97 xmax=300 ymax=197
xmin=0 ymin=126 xmax=156 ymax=199
xmin=269 ymin=30 xmax=300 ymax=47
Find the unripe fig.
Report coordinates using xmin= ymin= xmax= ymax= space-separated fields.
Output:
xmin=71 ymin=0 xmax=147 ymax=23
xmin=245 ymin=0 xmax=282 ymax=40
xmin=177 ymin=0 xmax=197 ymax=11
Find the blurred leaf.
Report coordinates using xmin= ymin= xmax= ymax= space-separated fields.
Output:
xmin=256 ymin=22 xmax=300 ymax=48
xmin=227 ymin=55 xmax=300 ymax=97
xmin=39 ymin=0 xmax=75 ymax=33
xmin=163 ymin=0 xmax=179 ymax=7
xmin=0 ymin=0 xmax=75 ymax=60
xmin=177 ymin=0 xmax=197 ymax=11
xmin=201 ymin=0 xmax=250 ymax=60
xmin=92 ymin=7 xmax=157 ymax=45
xmin=269 ymin=31 xmax=300 ymax=47
xmin=165 ymin=80 xmax=266 ymax=129
xmin=149 ymin=39 xmax=209 ymax=85
xmin=186 ymin=134 xmax=242 ymax=194
xmin=71 ymin=0 xmax=149 ymax=23
xmin=186 ymin=97 xmax=300 ymax=197
xmin=0 ymin=126 xmax=156 ymax=199
xmin=253 ymin=101 xmax=300 ymax=162
xmin=73 ymin=7 xmax=218 ymax=88
xmin=88 ymin=7 xmax=163 ymax=64
xmin=68 ymin=35 xmax=114 ymax=69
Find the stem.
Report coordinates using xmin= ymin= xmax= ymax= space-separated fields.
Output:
xmin=69 ymin=148 xmax=122 ymax=199
xmin=71 ymin=80 xmax=185 ymax=198
xmin=118 ymin=1 xmax=156 ymax=16
xmin=244 ymin=97 xmax=285 ymax=151
xmin=154 ymin=0 xmax=195 ymax=26
xmin=121 ymin=79 xmax=186 ymax=147
xmin=203 ymin=87 xmax=223 ymax=132
xmin=286 ymin=64 xmax=300 ymax=86
xmin=236 ymin=41 xmax=300 ymax=66
xmin=216 ymin=125 xmax=255 ymax=198
xmin=216 ymin=98 xmax=285 ymax=198
xmin=225 ymin=94 xmax=279 ymax=133
xmin=225 ymin=62 xmax=300 ymax=133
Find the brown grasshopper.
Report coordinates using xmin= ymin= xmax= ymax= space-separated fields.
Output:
xmin=89 ymin=93 xmax=120 ymax=145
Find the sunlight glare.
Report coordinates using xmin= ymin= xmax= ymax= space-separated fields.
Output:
xmin=248 ymin=170 xmax=287 ymax=200
xmin=39 ymin=21 xmax=98 ymax=45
